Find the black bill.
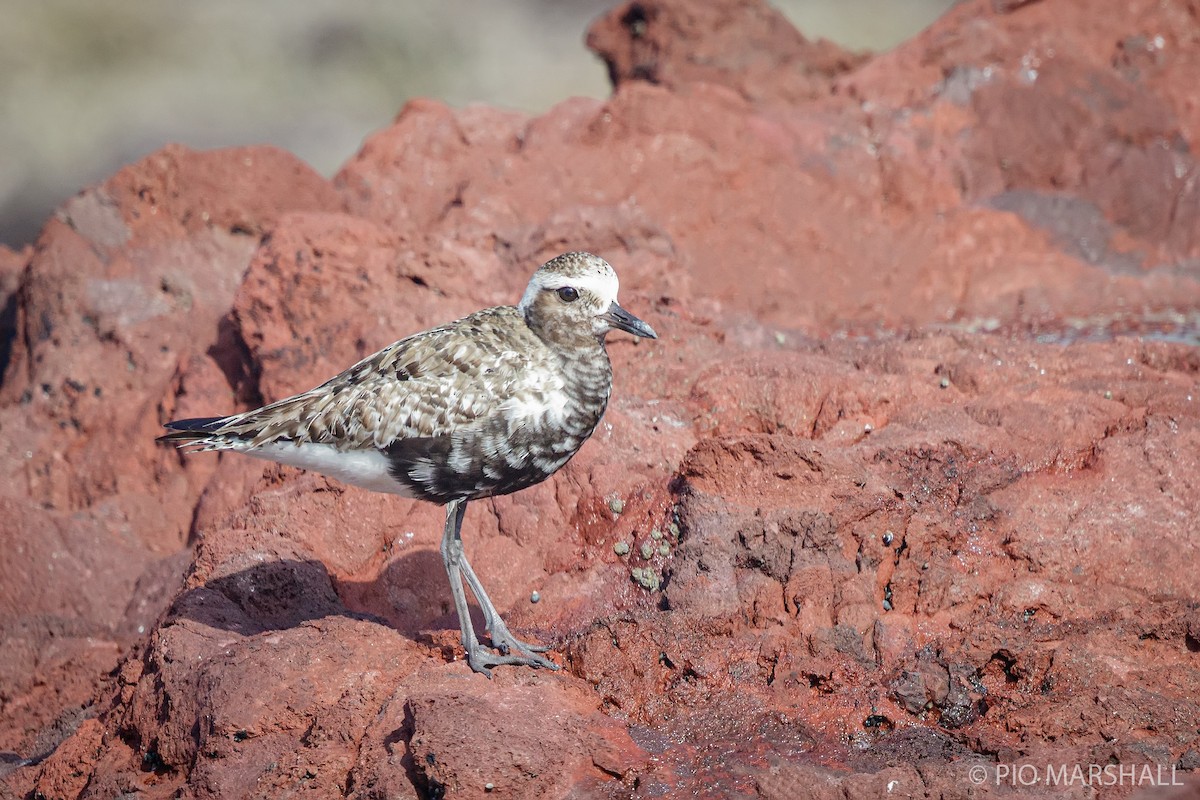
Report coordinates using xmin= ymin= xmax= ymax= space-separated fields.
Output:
xmin=601 ymin=301 xmax=657 ymax=339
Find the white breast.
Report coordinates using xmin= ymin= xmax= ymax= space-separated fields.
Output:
xmin=500 ymin=388 xmax=570 ymax=429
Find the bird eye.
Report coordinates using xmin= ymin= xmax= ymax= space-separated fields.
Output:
xmin=556 ymin=286 xmax=579 ymax=303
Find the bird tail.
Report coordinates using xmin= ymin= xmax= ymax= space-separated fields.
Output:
xmin=157 ymin=416 xmax=234 ymax=451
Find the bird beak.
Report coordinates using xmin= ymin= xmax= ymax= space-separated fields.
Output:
xmin=601 ymin=301 xmax=657 ymax=339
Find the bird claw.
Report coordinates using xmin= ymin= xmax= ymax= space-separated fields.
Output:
xmin=461 ymin=622 xmax=558 ymax=675
xmin=466 ymin=643 xmax=559 ymax=677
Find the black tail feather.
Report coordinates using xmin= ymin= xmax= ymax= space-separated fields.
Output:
xmin=163 ymin=416 xmax=227 ymax=432
xmin=157 ymin=416 xmax=229 ymax=445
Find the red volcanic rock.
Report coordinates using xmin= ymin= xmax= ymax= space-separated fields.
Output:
xmin=353 ymin=671 xmax=644 ymax=799
xmin=4 ymin=0 xmax=1200 ymax=798
xmin=0 ymin=144 xmax=341 ymax=785
xmin=585 ymin=0 xmax=868 ymax=103
xmin=844 ymin=0 xmax=1200 ymax=271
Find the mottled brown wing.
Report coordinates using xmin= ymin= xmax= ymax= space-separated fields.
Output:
xmin=213 ymin=308 xmax=543 ymax=449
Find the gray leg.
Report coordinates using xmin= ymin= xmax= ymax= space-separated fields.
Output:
xmin=459 ymin=553 xmax=556 ymax=667
xmin=440 ymin=499 xmax=557 ymax=676
xmin=440 ymin=499 xmax=481 ymax=661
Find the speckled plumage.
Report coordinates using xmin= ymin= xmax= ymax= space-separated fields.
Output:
xmin=161 ymin=251 xmax=657 ymax=675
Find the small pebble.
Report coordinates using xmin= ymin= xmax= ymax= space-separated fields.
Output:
xmin=650 ymin=528 xmax=663 ymax=540
xmin=485 ymin=783 xmax=494 ymax=792
xmin=658 ymin=542 xmax=670 ymax=557
xmin=529 ymin=591 xmax=540 ymax=604
xmin=882 ymin=531 xmax=894 ymax=546
xmin=640 ymin=540 xmax=656 ymax=560
xmin=1104 ymin=390 xmax=1113 ymax=400
xmin=882 ymin=599 xmax=893 ymax=611
xmin=939 ymin=376 xmax=950 ymax=389
xmin=774 ymin=331 xmax=787 ymax=346
xmin=608 ymin=497 xmax=625 ymax=515
xmin=613 ymin=541 xmax=630 ymax=556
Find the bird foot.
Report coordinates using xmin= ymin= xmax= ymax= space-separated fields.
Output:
xmin=466 ymin=641 xmax=559 ymax=677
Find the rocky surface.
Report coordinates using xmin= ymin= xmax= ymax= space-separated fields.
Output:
xmin=3 ymin=0 xmax=1199 ymax=797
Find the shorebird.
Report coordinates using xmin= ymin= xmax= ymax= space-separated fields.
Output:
xmin=160 ymin=252 xmax=657 ymax=675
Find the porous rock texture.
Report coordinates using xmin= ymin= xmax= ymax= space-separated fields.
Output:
xmin=3 ymin=0 xmax=1199 ymax=797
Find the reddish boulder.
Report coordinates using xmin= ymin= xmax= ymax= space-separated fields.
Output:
xmin=0 ymin=145 xmax=341 ymax=781
xmin=586 ymin=0 xmax=869 ymax=103
xmin=352 ymin=670 xmax=644 ymax=799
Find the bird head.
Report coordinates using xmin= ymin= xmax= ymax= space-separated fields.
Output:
xmin=519 ymin=252 xmax=657 ymax=346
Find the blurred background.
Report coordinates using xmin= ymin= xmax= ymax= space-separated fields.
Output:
xmin=0 ymin=0 xmax=956 ymax=249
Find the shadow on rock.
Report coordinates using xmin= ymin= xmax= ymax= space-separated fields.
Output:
xmin=169 ymin=553 xmax=478 ymax=647
xmin=170 ymin=558 xmax=367 ymax=636
xmin=367 ymin=547 xmax=488 ymax=636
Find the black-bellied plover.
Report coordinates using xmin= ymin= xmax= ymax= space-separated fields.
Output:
xmin=160 ymin=252 xmax=657 ymax=675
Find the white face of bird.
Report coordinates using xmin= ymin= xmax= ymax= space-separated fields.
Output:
xmin=519 ymin=252 xmax=657 ymax=343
